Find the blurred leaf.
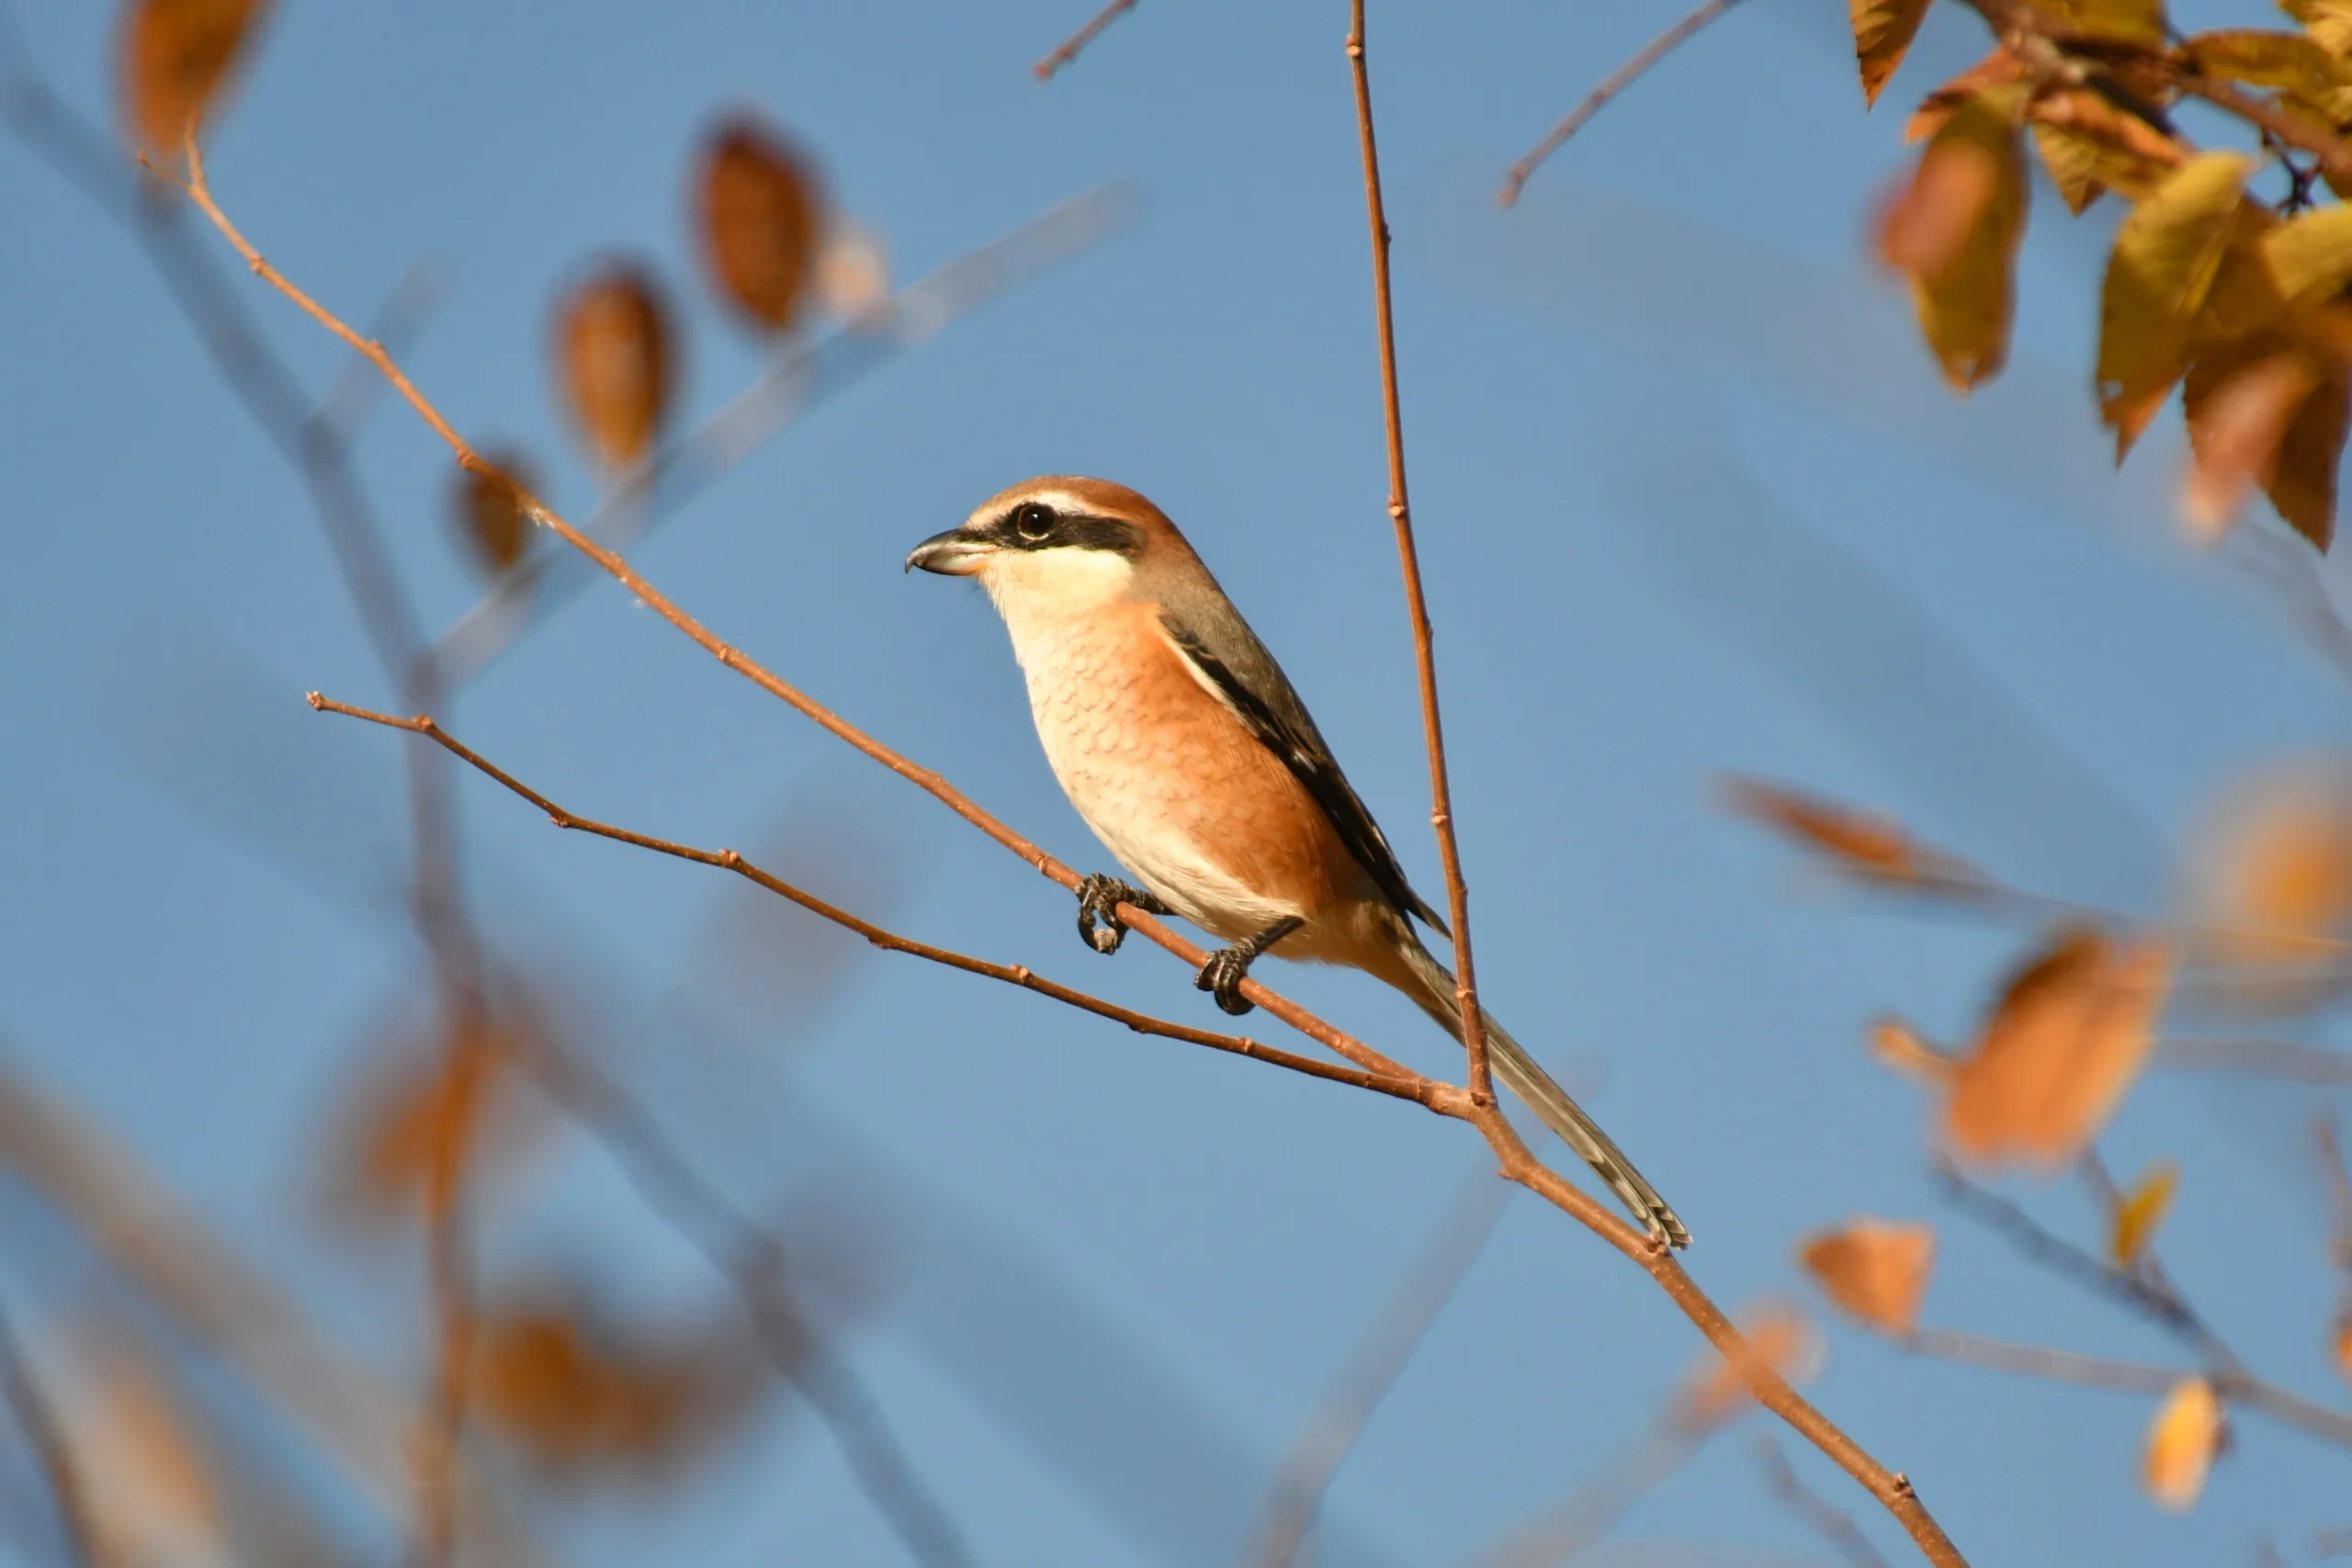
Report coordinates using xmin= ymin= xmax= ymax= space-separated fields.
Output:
xmin=2099 ymin=152 xmax=2254 ymax=457
xmin=55 ymin=1320 xmax=222 ymax=1568
xmin=553 ymin=260 xmax=676 ymax=470
xmin=2189 ymin=758 xmax=2352 ymax=993
xmin=1870 ymin=1014 xmax=1961 ymax=1086
xmin=2332 ymin=1308 xmax=2352 ymax=1384
xmin=817 ymin=214 xmax=892 ymax=326
xmin=2179 ymin=28 xmax=2352 ymax=92
xmin=2268 ymin=358 xmax=2350 ymax=548
xmin=2181 ymin=347 xmax=2322 ymax=540
xmin=1851 ymin=0 xmax=1934 ymax=107
xmin=1942 ymin=927 xmax=2173 ymax=1171
xmin=695 ymin=114 xmax=826 ymax=333
xmin=2109 ymin=1159 xmax=2180 ymax=1267
xmin=2284 ymin=0 xmax=2352 ymax=58
xmin=2261 ymin=201 xmax=2352 ymax=306
xmin=474 ymin=1285 xmax=763 ymax=1485
xmin=449 ymin=448 xmax=538 ymax=577
xmin=116 ymin=0 xmax=269 ymax=162
xmin=1719 ymin=776 xmax=1979 ymax=887
xmin=1674 ymin=1300 xmax=1823 ymax=1433
xmin=1878 ymin=89 xmax=2028 ymax=390
xmin=1797 ymin=1218 xmax=1936 ymax=1333
xmin=1905 ymin=47 xmax=2026 ymax=141
xmin=2028 ymin=88 xmax=2185 ymax=212
xmin=2143 ymin=1376 xmax=2226 ymax=1511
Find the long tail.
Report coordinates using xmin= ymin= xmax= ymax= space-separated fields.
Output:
xmin=1392 ymin=935 xmax=1690 ymax=1248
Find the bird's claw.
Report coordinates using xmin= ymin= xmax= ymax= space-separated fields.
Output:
xmin=1194 ymin=949 xmax=1259 ymax=1016
xmin=1076 ymin=874 xmax=1165 ymax=956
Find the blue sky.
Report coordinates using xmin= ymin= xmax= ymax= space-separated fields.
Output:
xmin=3 ymin=1 xmax=2349 ymax=1565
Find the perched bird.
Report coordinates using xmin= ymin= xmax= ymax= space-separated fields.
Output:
xmin=909 ymin=477 xmax=1688 ymax=1247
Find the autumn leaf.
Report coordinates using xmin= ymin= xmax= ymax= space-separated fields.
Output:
xmin=1870 ymin=1014 xmax=1960 ymax=1087
xmin=2179 ymin=28 xmax=2352 ymax=94
xmin=2332 ymin=1308 xmax=2352 ymax=1383
xmin=1879 ymin=89 xmax=2029 ymax=390
xmin=1941 ymin=927 xmax=2173 ymax=1171
xmin=695 ymin=114 xmax=826 ymax=333
xmin=2028 ymin=88 xmax=2185 ymax=212
xmin=1852 ymin=0 xmax=1935 ymax=107
xmin=1798 ymin=1218 xmax=1936 ymax=1333
xmin=449 ymin=450 xmax=537 ymax=578
xmin=1674 ymin=1300 xmax=1823 ymax=1432
xmin=2284 ymin=0 xmax=2352 ymax=58
xmin=2189 ymin=758 xmax=2352 ymax=984
xmin=116 ymin=0 xmax=270 ymax=163
xmin=552 ymin=261 xmax=676 ymax=471
xmin=2099 ymin=153 xmax=2255 ymax=457
xmin=2075 ymin=0 xmax=2169 ymax=47
xmin=2181 ymin=348 xmax=2321 ymax=540
xmin=2261 ymin=201 xmax=2352 ymax=306
xmin=1905 ymin=47 xmax=2026 ymax=142
xmin=2110 ymin=1160 xmax=2181 ymax=1267
xmin=2143 ymin=1377 xmax=2227 ymax=1511
xmin=1720 ymin=776 xmax=1979 ymax=888
xmin=327 ymin=1001 xmax=546 ymax=1229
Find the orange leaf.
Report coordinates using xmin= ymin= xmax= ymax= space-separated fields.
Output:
xmin=2180 ymin=349 xmax=2320 ymax=540
xmin=1941 ymin=928 xmax=2172 ymax=1170
xmin=1853 ymin=0 xmax=1935 ymax=107
xmin=1720 ymin=777 xmax=1976 ymax=887
xmin=2143 ymin=1377 xmax=2227 ymax=1511
xmin=2190 ymin=758 xmax=2352 ymax=985
xmin=1675 ymin=1301 xmax=1823 ymax=1432
xmin=695 ymin=114 xmax=826 ymax=333
xmin=2331 ymin=1309 xmax=2352 ymax=1385
xmin=2109 ymin=1159 xmax=2180 ymax=1267
xmin=552 ymin=261 xmax=676 ymax=471
xmin=448 ymin=450 xmax=537 ymax=577
xmin=1798 ymin=1218 xmax=1937 ymax=1332
xmin=116 ymin=0 xmax=269 ymax=163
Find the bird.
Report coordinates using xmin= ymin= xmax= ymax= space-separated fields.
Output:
xmin=907 ymin=476 xmax=1688 ymax=1247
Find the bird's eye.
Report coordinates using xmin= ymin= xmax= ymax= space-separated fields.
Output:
xmin=1012 ymin=502 xmax=1056 ymax=541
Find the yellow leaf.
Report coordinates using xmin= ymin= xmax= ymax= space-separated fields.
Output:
xmin=2261 ymin=201 xmax=2352 ymax=306
xmin=2099 ymin=153 xmax=2255 ymax=457
xmin=2283 ymin=0 xmax=2352 ymax=58
xmin=2029 ymin=88 xmax=2184 ymax=210
xmin=2074 ymin=0 xmax=2169 ymax=47
xmin=1942 ymin=928 xmax=2173 ymax=1171
xmin=1798 ymin=1219 xmax=1937 ymax=1332
xmin=2269 ymin=358 xmax=2349 ymax=548
xmin=1852 ymin=0 xmax=1935 ymax=107
xmin=2109 ymin=1160 xmax=2180 ymax=1266
xmin=2143 ymin=1378 xmax=2226 ymax=1511
xmin=1880 ymin=89 xmax=2030 ymax=391
xmin=2181 ymin=28 xmax=2352 ymax=93
xmin=1905 ymin=47 xmax=2027 ymax=141
xmin=1870 ymin=1014 xmax=1960 ymax=1087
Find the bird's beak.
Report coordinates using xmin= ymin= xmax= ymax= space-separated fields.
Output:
xmin=905 ymin=527 xmax=993 ymax=576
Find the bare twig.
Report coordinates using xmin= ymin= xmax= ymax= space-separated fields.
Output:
xmin=1349 ymin=0 xmax=1493 ymax=1109
xmin=1902 ymin=1326 xmax=2352 ymax=1448
xmin=1754 ymin=1438 xmax=1891 ymax=1568
xmin=0 ymin=1298 xmax=94 ymax=1568
xmin=309 ymin=695 xmax=1453 ymax=1112
xmin=405 ymin=1012 xmax=479 ymax=1568
xmin=185 ymin=140 xmax=1967 ymax=1568
xmin=1245 ymin=1169 xmax=1510 ymax=1568
xmin=1497 ymin=0 xmax=1743 ymax=207
xmin=1033 ymin=0 xmax=1142 ymax=78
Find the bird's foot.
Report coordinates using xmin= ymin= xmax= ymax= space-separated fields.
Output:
xmin=1075 ymin=874 xmax=1169 ymax=956
xmin=1193 ymin=916 xmax=1304 ymax=1016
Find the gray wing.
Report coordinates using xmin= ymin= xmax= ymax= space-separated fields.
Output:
xmin=1156 ymin=606 xmax=1449 ymax=934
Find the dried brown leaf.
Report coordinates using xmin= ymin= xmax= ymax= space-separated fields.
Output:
xmin=328 ymin=1000 xmax=545 ymax=1229
xmin=695 ymin=114 xmax=825 ymax=333
xmin=448 ymin=449 xmax=537 ymax=577
xmin=1798 ymin=1218 xmax=1936 ymax=1333
xmin=1941 ymin=927 xmax=2172 ymax=1170
xmin=2181 ymin=349 xmax=2319 ymax=540
xmin=552 ymin=261 xmax=676 ymax=471
xmin=2143 ymin=1377 xmax=2226 ymax=1511
xmin=116 ymin=0 xmax=269 ymax=162
xmin=1853 ymin=0 xmax=1936 ymax=107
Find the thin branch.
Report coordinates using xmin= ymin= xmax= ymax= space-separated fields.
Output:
xmin=2179 ymin=73 xmax=2352 ymax=186
xmin=1244 ymin=1169 xmax=1510 ymax=1568
xmin=2319 ymin=1111 xmax=2352 ymax=1277
xmin=1902 ymin=1327 xmax=2352 ymax=1448
xmin=1753 ymin=1438 xmax=1891 ymax=1568
xmin=1496 ymin=0 xmax=1743 ymax=207
xmin=185 ymin=143 xmax=1966 ymax=1568
xmin=308 ymin=696 xmax=1454 ymax=1113
xmin=0 ymin=1299 xmax=94 ymax=1568
xmin=404 ymin=1013 xmax=478 ymax=1568
xmin=1349 ymin=0 xmax=1493 ymax=1109
xmin=1032 ymin=0 xmax=1141 ymax=78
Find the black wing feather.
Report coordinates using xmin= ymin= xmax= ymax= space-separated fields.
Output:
xmin=1159 ymin=611 xmax=1449 ymax=934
